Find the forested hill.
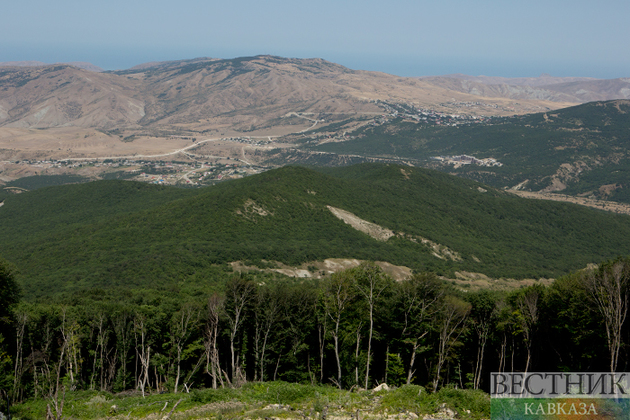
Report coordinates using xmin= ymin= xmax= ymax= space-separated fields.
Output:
xmin=309 ymin=100 xmax=630 ymax=202
xmin=2 ymin=163 xmax=630 ymax=297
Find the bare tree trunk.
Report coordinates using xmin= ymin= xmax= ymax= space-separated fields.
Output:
xmin=89 ymin=312 xmax=107 ymax=391
xmin=114 ymin=312 xmax=132 ymax=391
xmin=254 ymin=287 xmax=279 ymax=382
xmin=384 ymin=346 xmax=389 ymax=384
xmin=332 ymin=324 xmax=342 ymax=387
xmin=365 ymin=300 xmax=374 ymax=389
xmin=134 ymin=316 xmax=151 ymax=397
xmin=517 ymin=287 xmax=540 ymax=374
xmin=323 ymin=272 xmax=355 ymax=388
xmin=473 ymin=330 xmax=489 ymax=389
xmin=354 ymin=263 xmax=389 ymax=389
xmin=260 ymin=324 xmax=273 ymax=382
xmin=59 ymin=308 xmax=80 ymax=391
xmin=31 ymin=344 xmax=38 ymax=400
xmin=318 ymin=321 xmax=326 ymax=384
xmin=34 ymin=320 xmax=54 ymax=401
xmin=105 ymin=347 xmax=117 ymax=391
xmin=205 ymin=293 xmax=224 ymax=389
xmin=253 ymin=313 xmax=262 ymax=382
xmin=498 ymin=333 xmax=507 ymax=374
xmin=399 ymin=273 xmax=443 ymax=387
xmin=173 ymin=304 xmax=197 ymax=393
xmin=139 ymin=345 xmax=150 ymax=397
xmin=12 ymin=311 xmax=27 ymax=403
xmin=225 ymin=277 xmax=255 ymax=384
xmin=48 ymin=317 xmax=69 ymax=420
xmin=48 ymin=356 xmax=66 ymax=420
xmin=182 ymin=350 xmax=207 ymax=392
xmin=273 ymin=354 xmax=281 ymax=381
xmin=99 ymin=314 xmax=112 ymax=392
xmin=356 ymin=265 xmax=387 ymax=389
xmin=355 ymin=323 xmax=362 ymax=387
xmin=406 ymin=339 xmax=421 ymax=385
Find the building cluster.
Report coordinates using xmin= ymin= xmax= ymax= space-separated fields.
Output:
xmin=374 ymin=100 xmax=491 ymax=127
xmin=443 ymin=101 xmax=500 ymax=109
xmin=432 ymin=155 xmax=503 ymax=167
xmin=226 ymin=136 xmax=272 ymax=146
xmin=138 ymin=162 xmax=263 ymax=186
xmin=7 ymin=159 xmax=267 ymax=187
xmin=12 ymin=159 xmax=155 ymax=169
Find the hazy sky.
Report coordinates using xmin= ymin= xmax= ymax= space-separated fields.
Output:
xmin=1 ymin=0 xmax=628 ymax=78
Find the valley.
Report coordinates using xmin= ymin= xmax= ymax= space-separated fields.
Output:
xmin=2 ymin=56 xmax=630 ymax=212
xmin=2 ymin=55 xmax=630 ymax=420
xmin=0 ymin=56 xmax=575 ymax=161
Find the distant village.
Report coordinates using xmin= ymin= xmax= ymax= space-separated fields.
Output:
xmin=2 ymin=99 xmax=507 ymax=188
xmin=5 ymin=158 xmax=268 ymax=187
xmin=373 ymin=100 xmax=493 ymax=126
xmin=298 ymin=100 xmax=496 ymax=146
xmin=432 ymin=155 xmax=503 ymax=167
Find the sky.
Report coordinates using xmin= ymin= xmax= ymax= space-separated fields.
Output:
xmin=1 ymin=0 xmax=629 ymax=78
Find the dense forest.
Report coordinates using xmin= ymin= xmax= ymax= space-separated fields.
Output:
xmin=3 ymin=164 xmax=630 ymax=298
xmin=2 ymin=163 xmax=630 ymax=418
xmin=1 ymin=256 xmax=630 ymax=418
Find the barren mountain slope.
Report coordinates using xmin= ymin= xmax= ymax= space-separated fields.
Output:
xmin=542 ymin=78 xmax=630 ymax=102
xmin=0 ymin=65 xmax=144 ymax=129
xmin=422 ymin=75 xmax=630 ymax=103
xmin=131 ymin=55 xmax=570 ymax=127
xmin=0 ymin=56 xmax=574 ymax=133
xmin=132 ymin=56 xmax=379 ymax=127
xmin=428 ymin=73 xmax=597 ymax=87
xmin=0 ymin=61 xmax=49 ymax=68
xmin=0 ymin=61 xmax=104 ymax=71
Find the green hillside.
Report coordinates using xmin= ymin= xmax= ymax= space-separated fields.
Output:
xmin=2 ymin=163 xmax=630 ymax=297
xmin=308 ymin=100 xmax=630 ymax=201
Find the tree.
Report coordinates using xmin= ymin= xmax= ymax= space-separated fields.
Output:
xmin=204 ymin=293 xmax=224 ymax=389
xmin=171 ymin=302 xmax=199 ymax=393
xmin=224 ymin=276 xmax=255 ymax=385
xmin=433 ymin=296 xmax=470 ymax=391
xmin=12 ymin=309 xmax=27 ymax=403
xmin=395 ymin=272 xmax=443 ymax=385
xmin=87 ymin=306 xmax=112 ymax=391
xmin=59 ymin=307 xmax=81 ymax=392
xmin=253 ymin=285 xmax=281 ymax=382
xmin=513 ymin=285 xmax=544 ymax=373
xmin=353 ymin=262 xmax=390 ymax=389
xmin=466 ymin=290 xmax=498 ymax=389
xmin=584 ymin=258 xmax=630 ymax=372
xmin=278 ymin=284 xmax=317 ymax=383
xmin=546 ymin=272 xmax=602 ymax=371
xmin=321 ymin=270 xmax=355 ymax=388
xmin=133 ymin=312 xmax=151 ymax=397
xmin=113 ymin=309 xmax=133 ymax=391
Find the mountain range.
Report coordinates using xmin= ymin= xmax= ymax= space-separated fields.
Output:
xmin=0 ymin=56 xmax=586 ymax=133
xmin=1 ymin=55 xmax=629 ymax=211
xmin=421 ymin=74 xmax=630 ymax=103
xmin=0 ymin=60 xmax=104 ymax=72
